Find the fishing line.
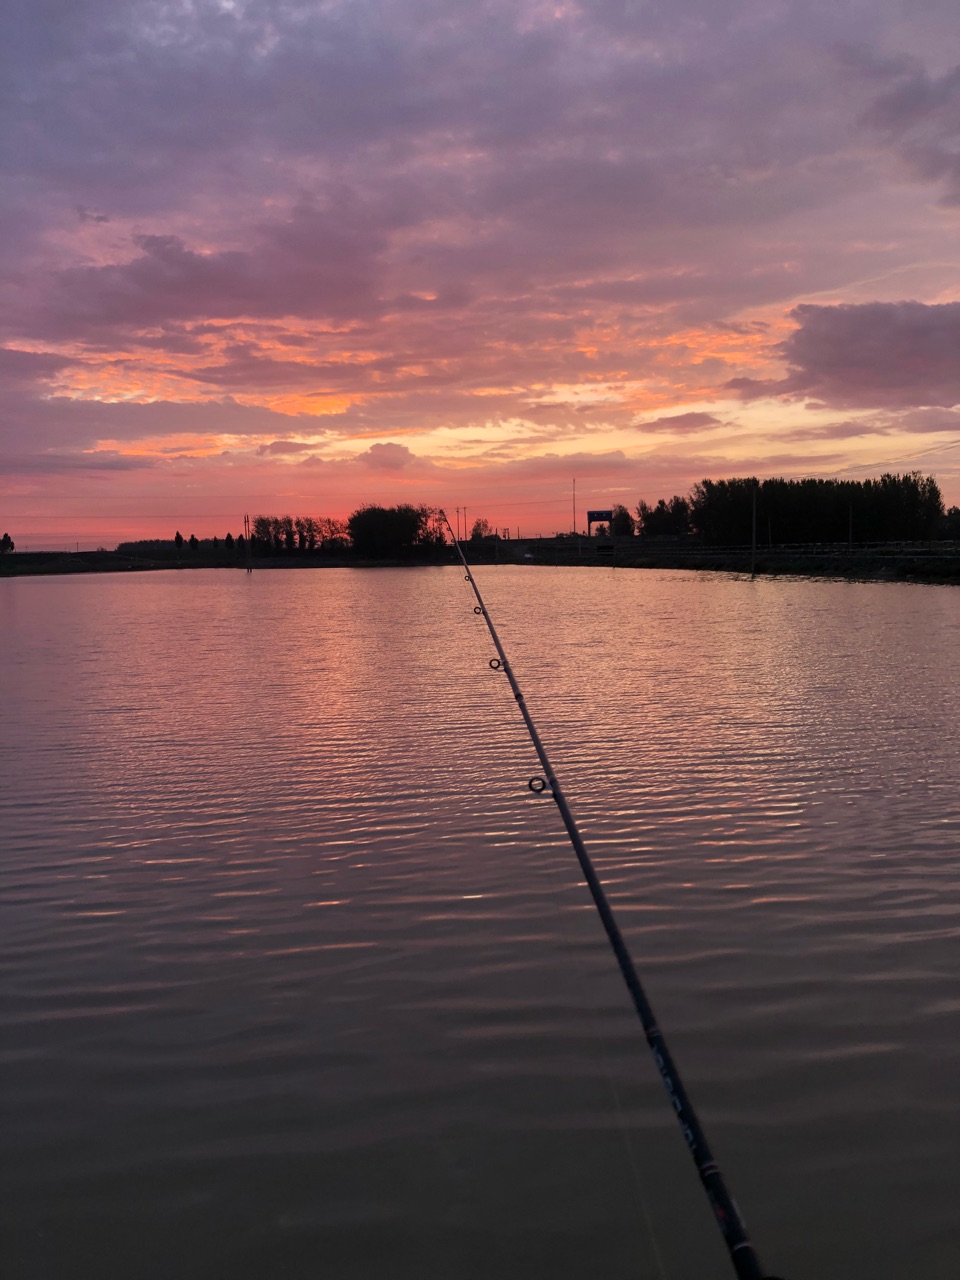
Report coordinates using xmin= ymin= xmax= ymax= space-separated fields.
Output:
xmin=441 ymin=510 xmax=783 ymax=1280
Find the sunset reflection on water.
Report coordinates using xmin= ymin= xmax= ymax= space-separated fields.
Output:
xmin=1 ymin=566 xmax=958 ymax=1280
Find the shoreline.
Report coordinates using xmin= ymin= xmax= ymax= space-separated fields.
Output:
xmin=3 ymin=543 xmax=959 ymax=585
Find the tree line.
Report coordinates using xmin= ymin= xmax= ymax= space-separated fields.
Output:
xmin=98 ymin=475 xmax=960 ymax=561
xmin=115 ymin=532 xmax=243 ymax=561
xmin=252 ymin=505 xmax=446 ymax=557
xmin=611 ymin=473 xmax=959 ymax=544
xmin=115 ymin=504 xmax=448 ymax=561
xmin=250 ymin=514 xmax=349 ymax=554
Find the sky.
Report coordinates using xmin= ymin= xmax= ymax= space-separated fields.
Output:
xmin=3 ymin=0 xmax=960 ymax=547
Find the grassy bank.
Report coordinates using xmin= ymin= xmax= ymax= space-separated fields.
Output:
xmin=513 ymin=540 xmax=960 ymax=583
xmin=4 ymin=541 xmax=960 ymax=584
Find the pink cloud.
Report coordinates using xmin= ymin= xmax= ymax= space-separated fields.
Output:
xmin=5 ymin=0 xmax=960 ymax=532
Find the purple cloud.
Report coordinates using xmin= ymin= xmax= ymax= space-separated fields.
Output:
xmin=24 ymin=200 xmax=389 ymax=340
xmin=731 ymin=302 xmax=960 ymax=409
xmin=0 ymin=347 xmax=77 ymax=388
xmin=636 ymin=411 xmax=722 ymax=434
xmin=863 ymin=61 xmax=960 ymax=203
xmin=4 ymin=0 xmax=960 ymax=517
xmin=357 ymin=443 xmax=416 ymax=470
xmin=256 ymin=440 xmax=321 ymax=456
xmin=0 ymin=450 xmax=154 ymax=475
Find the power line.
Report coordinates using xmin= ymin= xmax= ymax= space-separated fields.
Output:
xmin=825 ymin=435 xmax=960 ymax=479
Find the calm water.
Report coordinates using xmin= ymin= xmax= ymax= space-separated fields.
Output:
xmin=1 ymin=566 xmax=958 ymax=1280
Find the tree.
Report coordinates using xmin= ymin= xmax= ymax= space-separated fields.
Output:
xmin=224 ymin=532 xmax=234 ymax=549
xmin=174 ymin=530 xmax=184 ymax=550
xmin=611 ymin=504 xmax=635 ymax=536
xmin=316 ymin=516 xmax=348 ymax=550
xmin=684 ymin=472 xmax=944 ymax=544
xmin=252 ymin=515 xmax=272 ymax=552
xmin=294 ymin=516 xmax=317 ymax=552
xmin=280 ymin=515 xmax=295 ymax=553
xmin=423 ymin=508 xmax=447 ymax=546
xmin=863 ymin=471 xmax=943 ymax=540
xmin=0 ymin=532 xmax=14 ymax=554
xmin=348 ymin=504 xmax=439 ymax=557
xmin=470 ymin=517 xmax=493 ymax=540
xmin=688 ymin=480 xmax=760 ymax=542
xmin=638 ymin=495 xmax=691 ymax=536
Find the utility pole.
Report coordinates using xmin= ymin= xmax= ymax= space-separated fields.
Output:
xmin=572 ymin=478 xmax=576 ymax=535
xmin=243 ymin=513 xmax=252 ymax=573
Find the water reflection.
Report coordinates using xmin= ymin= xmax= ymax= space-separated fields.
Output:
xmin=1 ymin=568 xmax=958 ymax=1279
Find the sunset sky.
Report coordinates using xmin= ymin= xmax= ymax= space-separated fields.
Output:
xmin=4 ymin=0 xmax=960 ymax=547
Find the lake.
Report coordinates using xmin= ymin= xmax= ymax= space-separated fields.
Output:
xmin=1 ymin=565 xmax=958 ymax=1279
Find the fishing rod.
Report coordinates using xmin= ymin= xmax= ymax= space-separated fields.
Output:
xmin=442 ymin=513 xmax=783 ymax=1280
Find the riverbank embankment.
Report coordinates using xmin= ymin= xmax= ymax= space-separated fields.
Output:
xmin=3 ymin=539 xmax=960 ymax=583
xmin=480 ymin=537 xmax=960 ymax=583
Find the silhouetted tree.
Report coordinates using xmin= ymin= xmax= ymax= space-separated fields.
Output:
xmin=470 ymin=517 xmax=493 ymax=539
xmin=944 ymin=506 xmax=960 ymax=539
xmin=188 ymin=534 xmax=199 ymax=550
xmin=0 ymin=532 xmax=14 ymax=554
xmin=294 ymin=516 xmax=313 ymax=552
xmin=251 ymin=515 xmax=271 ymax=552
xmin=251 ymin=513 xmax=349 ymax=553
xmin=422 ymin=508 xmax=447 ymax=547
xmin=224 ymin=531 xmax=234 ymax=549
xmin=860 ymin=472 xmax=942 ymax=541
xmin=685 ymin=473 xmax=944 ymax=544
xmin=611 ymin=504 xmax=635 ymax=536
xmin=669 ymin=494 xmax=691 ymax=534
xmin=348 ymin=504 xmax=442 ymax=557
xmin=280 ymin=515 xmax=295 ymax=553
xmin=174 ymin=530 xmax=184 ymax=550
xmin=316 ymin=516 xmax=348 ymax=550
xmin=638 ymin=495 xmax=691 ymax=536
xmin=688 ymin=479 xmax=757 ymax=543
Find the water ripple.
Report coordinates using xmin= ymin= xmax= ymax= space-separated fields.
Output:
xmin=1 ymin=567 xmax=958 ymax=1279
